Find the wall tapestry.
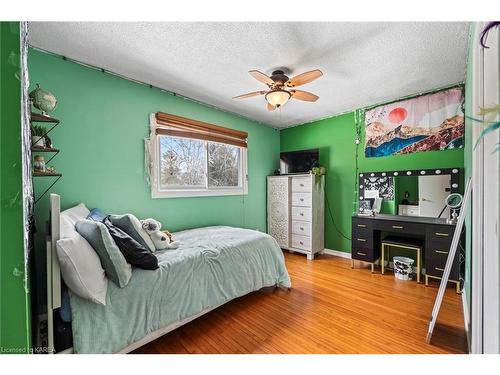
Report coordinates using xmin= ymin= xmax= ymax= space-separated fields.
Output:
xmin=364 ymin=87 xmax=464 ymax=158
xmin=363 ymin=177 xmax=394 ymax=200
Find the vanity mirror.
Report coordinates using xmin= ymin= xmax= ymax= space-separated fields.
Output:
xmin=358 ymin=168 xmax=462 ymax=219
xmin=445 ymin=192 xmax=463 ymax=224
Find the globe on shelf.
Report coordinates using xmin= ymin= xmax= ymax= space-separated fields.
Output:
xmin=29 ymin=84 xmax=57 ymax=116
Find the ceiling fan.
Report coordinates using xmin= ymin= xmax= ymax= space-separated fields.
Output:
xmin=232 ymin=69 xmax=323 ymax=111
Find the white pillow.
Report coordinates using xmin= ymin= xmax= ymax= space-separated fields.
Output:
xmin=60 ymin=203 xmax=90 ymax=238
xmin=56 ymin=234 xmax=108 ymax=305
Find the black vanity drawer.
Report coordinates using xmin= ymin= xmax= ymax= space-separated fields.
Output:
xmin=351 ymin=234 xmax=373 ymax=249
xmin=352 ymin=217 xmax=372 ymax=230
xmin=351 ymin=240 xmax=380 ymax=263
xmin=425 ymin=259 xmax=460 ymax=281
xmin=425 ymin=243 xmax=460 ymax=281
xmin=351 ymin=247 xmax=376 ymax=262
xmin=426 ymin=246 xmax=453 ymax=262
xmin=426 ymin=225 xmax=456 ymax=244
xmin=374 ymin=220 xmax=425 ymax=235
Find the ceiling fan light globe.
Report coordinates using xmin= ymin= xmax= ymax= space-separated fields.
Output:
xmin=265 ymin=89 xmax=291 ymax=107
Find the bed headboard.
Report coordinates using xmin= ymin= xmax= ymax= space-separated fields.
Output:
xmin=47 ymin=193 xmax=62 ymax=353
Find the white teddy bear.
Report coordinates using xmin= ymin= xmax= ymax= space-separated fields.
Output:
xmin=141 ymin=218 xmax=179 ymax=250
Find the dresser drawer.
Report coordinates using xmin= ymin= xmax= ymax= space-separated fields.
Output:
xmin=291 ymin=234 xmax=312 ymax=251
xmin=291 ymin=176 xmax=312 ymax=193
xmin=292 ymin=206 xmax=312 ymax=221
xmin=291 ymin=220 xmax=312 ymax=237
xmin=292 ymin=192 xmax=312 ymax=207
xmin=426 ymin=225 xmax=455 ymax=244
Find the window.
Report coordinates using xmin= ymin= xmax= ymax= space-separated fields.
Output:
xmin=150 ymin=112 xmax=248 ymax=198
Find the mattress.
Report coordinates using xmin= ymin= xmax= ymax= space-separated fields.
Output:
xmin=69 ymin=226 xmax=291 ymax=353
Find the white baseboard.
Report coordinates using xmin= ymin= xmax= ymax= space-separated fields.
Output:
xmin=462 ymin=290 xmax=471 ymax=353
xmin=323 ymin=248 xmax=351 ymax=259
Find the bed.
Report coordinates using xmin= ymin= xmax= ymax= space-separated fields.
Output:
xmin=46 ymin=194 xmax=291 ymax=354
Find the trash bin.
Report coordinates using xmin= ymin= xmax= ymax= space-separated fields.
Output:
xmin=393 ymin=256 xmax=414 ymax=280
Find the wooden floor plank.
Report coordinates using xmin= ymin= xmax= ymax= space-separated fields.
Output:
xmin=133 ymin=252 xmax=467 ymax=354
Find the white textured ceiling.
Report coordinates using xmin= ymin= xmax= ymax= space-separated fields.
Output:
xmin=28 ymin=22 xmax=469 ymax=128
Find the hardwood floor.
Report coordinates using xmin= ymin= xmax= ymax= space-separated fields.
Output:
xmin=134 ymin=251 xmax=467 ymax=354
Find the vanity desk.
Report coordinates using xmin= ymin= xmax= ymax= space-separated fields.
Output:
xmin=352 ymin=168 xmax=464 ymax=292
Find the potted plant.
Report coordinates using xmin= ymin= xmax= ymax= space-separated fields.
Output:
xmin=311 ymin=166 xmax=326 ymax=182
xmin=31 ymin=125 xmax=46 ymax=148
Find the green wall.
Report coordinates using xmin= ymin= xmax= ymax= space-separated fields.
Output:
xmin=29 ymin=48 xmax=279 ymax=229
xmin=0 ymin=22 xmax=31 ymax=353
xmin=28 ymin=49 xmax=280 ymax=306
xmin=281 ymin=110 xmax=464 ymax=253
xmin=280 ymin=113 xmax=356 ymax=253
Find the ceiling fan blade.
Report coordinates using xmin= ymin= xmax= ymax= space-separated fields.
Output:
xmin=267 ymin=103 xmax=276 ymax=111
xmin=232 ymin=90 xmax=267 ymax=99
xmin=286 ymin=69 xmax=323 ymax=87
xmin=291 ymin=90 xmax=319 ymax=102
xmin=248 ymin=70 xmax=274 ymax=86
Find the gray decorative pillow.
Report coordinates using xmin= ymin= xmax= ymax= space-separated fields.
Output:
xmin=109 ymin=214 xmax=155 ymax=252
xmin=75 ymin=220 xmax=132 ymax=288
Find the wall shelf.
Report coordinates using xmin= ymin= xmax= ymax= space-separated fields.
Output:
xmin=30 ymin=112 xmax=59 ymax=124
xmin=31 ymin=146 xmax=60 ymax=153
xmin=33 ymin=171 xmax=62 ymax=177
xmin=31 ymin=111 xmax=62 ymax=205
xmin=30 ymin=112 xmax=61 ymax=139
xmin=32 ymin=146 xmax=60 ymax=164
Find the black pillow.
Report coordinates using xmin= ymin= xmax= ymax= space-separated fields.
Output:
xmin=102 ymin=216 xmax=158 ymax=270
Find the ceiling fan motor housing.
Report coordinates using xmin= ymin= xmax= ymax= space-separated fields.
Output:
xmin=270 ymin=70 xmax=289 ymax=86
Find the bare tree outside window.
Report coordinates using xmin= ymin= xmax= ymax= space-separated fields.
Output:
xmin=159 ymin=136 xmax=241 ymax=190
xmin=160 ymin=136 xmax=206 ymax=189
xmin=208 ymin=142 xmax=240 ymax=187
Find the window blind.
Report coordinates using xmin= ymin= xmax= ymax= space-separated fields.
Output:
xmin=155 ymin=112 xmax=248 ymax=148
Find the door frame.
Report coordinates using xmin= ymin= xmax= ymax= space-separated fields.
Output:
xmin=471 ymin=21 xmax=500 ymax=354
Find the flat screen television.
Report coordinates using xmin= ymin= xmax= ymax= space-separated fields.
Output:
xmin=280 ymin=149 xmax=319 ymax=174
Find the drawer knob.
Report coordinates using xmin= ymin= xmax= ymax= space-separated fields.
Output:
xmin=300 ymin=213 xmax=304 ymax=216
xmin=435 ymin=232 xmax=449 ymax=237
xmin=300 ymin=184 xmax=304 ymax=187
xmin=357 ymin=238 xmax=367 ymax=242
xmin=435 ymin=250 xmax=449 ymax=255
xmin=300 ymin=198 xmax=304 ymax=201
xmin=357 ymin=224 xmax=366 ymax=228
xmin=435 ymin=267 xmax=445 ymax=271
xmin=299 ymin=241 xmax=304 ymax=245
xmin=300 ymin=227 xmax=304 ymax=230
xmin=357 ymin=252 xmax=367 ymax=256
xmin=392 ymin=225 xmax=404 ymax=229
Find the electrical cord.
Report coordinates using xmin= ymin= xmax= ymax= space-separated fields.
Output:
xmin=323 ymin=109 xmax=362 ymax=243
xmin=325 ymin=193 xmax=351 ymax=241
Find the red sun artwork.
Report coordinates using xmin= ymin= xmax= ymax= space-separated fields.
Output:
xmin=388 ymin=107 xmax=407 ymax=123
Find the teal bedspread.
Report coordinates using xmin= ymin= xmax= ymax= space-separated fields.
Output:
xmin=69 ymin=226 xmax=291 ymax=353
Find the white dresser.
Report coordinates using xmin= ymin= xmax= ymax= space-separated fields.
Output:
xmin=267 ymin=174 xmax=325 ymax=260
xmin=398 ymin=204 xmax=420 ymax=216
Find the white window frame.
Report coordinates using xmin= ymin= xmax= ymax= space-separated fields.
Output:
xmin=150 ymin=114 xmax=248 ymax=199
